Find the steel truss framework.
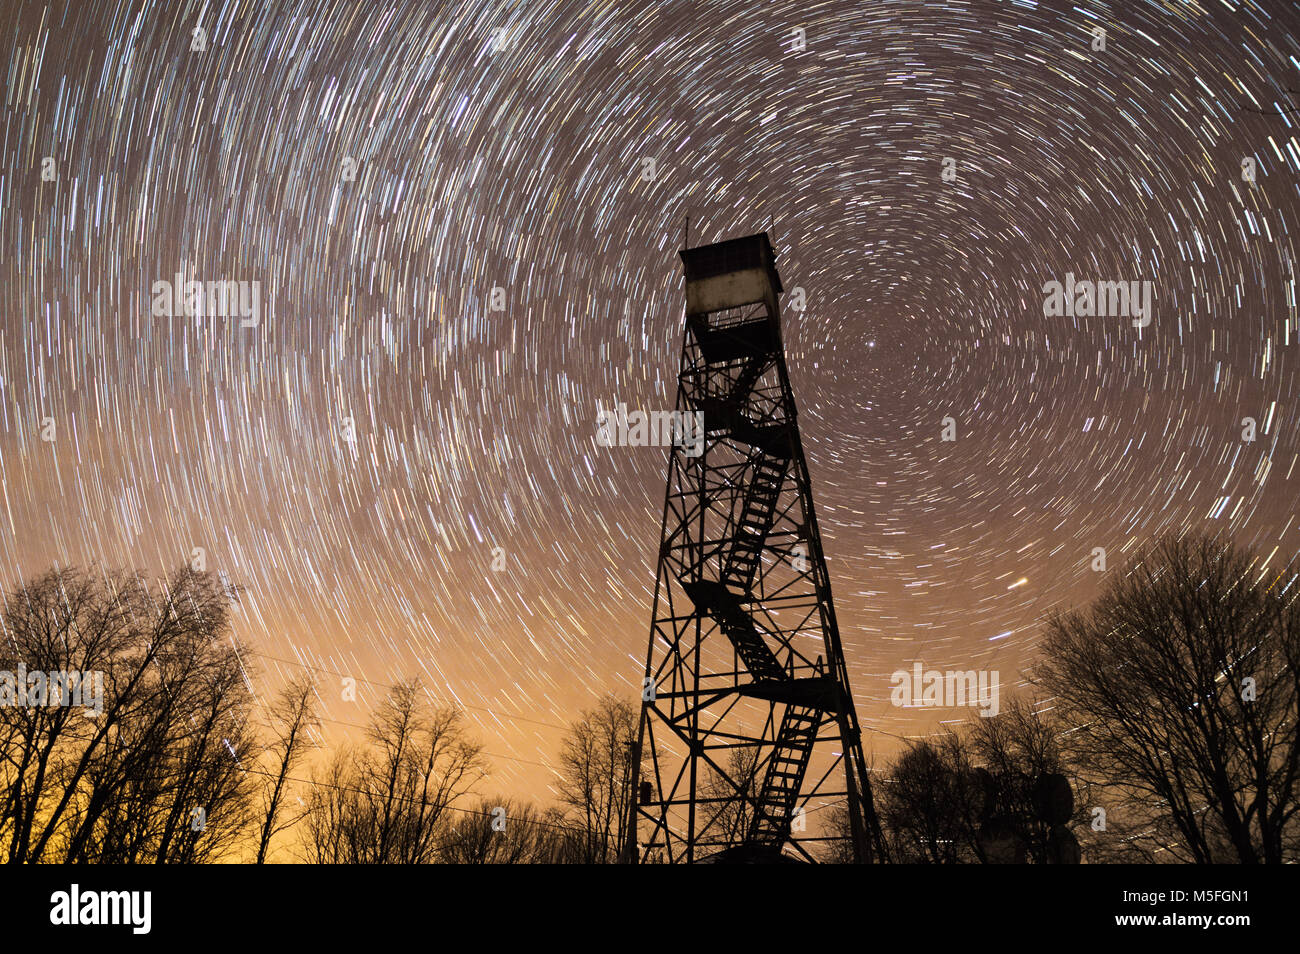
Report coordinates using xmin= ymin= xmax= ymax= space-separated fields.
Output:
xmin=627 ymin=233 xmax=884 ymax=863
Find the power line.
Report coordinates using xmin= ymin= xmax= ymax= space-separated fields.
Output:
xmin=236 ymin=763 xmax=596 ymax=840
xmin=241 ymin=648 xmax=572 ymax=732
xmin=17 ymin=724 xmax=596 ymax=841
xmin=280 ymin=708 xmax=561 ymax=772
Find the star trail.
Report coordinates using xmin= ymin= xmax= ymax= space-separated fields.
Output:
xmin=3 ymin=0 xmax=1300 ymax=800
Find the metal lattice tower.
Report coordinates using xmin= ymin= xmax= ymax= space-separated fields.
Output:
xmin=626 ymin=232 xmax=884 ymax=863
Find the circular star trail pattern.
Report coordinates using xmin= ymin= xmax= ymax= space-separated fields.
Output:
xmin=3 ymin=0 xmax=1300 ymax=795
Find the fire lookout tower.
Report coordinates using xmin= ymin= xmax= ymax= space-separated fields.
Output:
xmin=627 ymin=233 xmax=884 ymax=863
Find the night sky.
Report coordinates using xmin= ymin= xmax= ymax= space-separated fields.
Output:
xmin=3 ymin=0 xmax=1299 ymax=800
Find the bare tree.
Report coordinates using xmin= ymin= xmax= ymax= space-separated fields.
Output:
xmin=0 ymin=565 xmax=259 ymax=863
xmin=1036 ymin=534 xmax=1300 ymax=863
xmin=964 ymin=696 xmax=1087 ymax=863
xmin=698 ymin=746 xmax=762 ymax=848
xmin=255 ymin=675 xmax=319 ymax=863
xmin=876 ymin=731 xmax=984 ymax=863
xmin=555 ymin=694 xmax=641 ymax=863
xmin=303 ymin=681 xmax=485 ymax=863
xmin=824 ymin=701 xmax=1085 ymax=864
xmin=436 ymin=797 xmax=576 ymax=863
xmin=300 ymin=746 xmax=357 ymax=864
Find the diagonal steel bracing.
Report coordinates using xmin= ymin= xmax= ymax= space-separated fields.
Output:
xmin=626 ymin=233 xmax=885 ymax=864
